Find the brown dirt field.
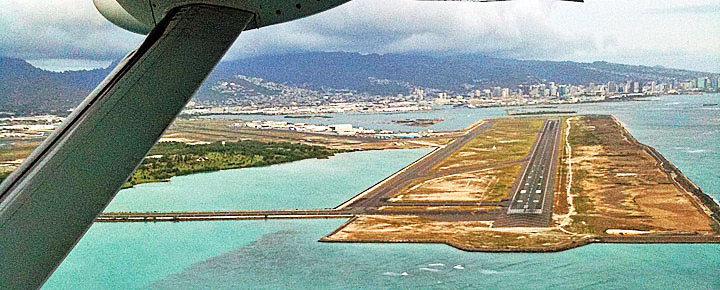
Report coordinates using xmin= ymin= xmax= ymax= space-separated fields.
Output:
xmin=390 ymin=164 xmax=522 ymax=203
xmin=377 ymin=206 xmax=501 ymax=212
xmin=564 ymin=115 xmax=714 ymax=236
xmin=322 ymin=215 xmax=591 ymax=252
xmin=390 ymin=168 xmax=498 ymax=203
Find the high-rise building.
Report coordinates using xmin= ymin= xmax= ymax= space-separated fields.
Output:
xmin=492 ymin=86 xmax=502 ymax=98
xmin=607 ymin=81 xmax=617 ymax=93
xmin=558 ymin=85 xmax=568 ymax=97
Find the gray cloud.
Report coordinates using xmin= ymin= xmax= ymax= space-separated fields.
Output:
xmin=229 ymin=0 xmax=608 ymax=60
xmin=0 ymin=0 xmax=717 ymax=72
xmin=0 ymin=0 xmax=143 ymax=60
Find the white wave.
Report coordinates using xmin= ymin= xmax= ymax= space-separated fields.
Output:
xmin=428 ymin=263 xmax=445 ymax=267
xmin=419 ymin=267 xmax=442 ymax=272
xmin=687 ymin=149 xmax=706 ymax=153
xmin=382 ymin=272 xmax=401 ymax=276
xmin=480 ymin=269 xmax=501 ymax=275
xmin=401 ymin=272 xmax=409 ymax=276
xmin=453 ymin=265 xmax=465 ymax=270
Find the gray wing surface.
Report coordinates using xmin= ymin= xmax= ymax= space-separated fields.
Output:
xmin=0 ymin=5 xmax=254 ymax=289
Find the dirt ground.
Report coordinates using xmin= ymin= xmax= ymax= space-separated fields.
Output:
xmin=390 ymin=164 xmax=522 ymax=203
xmin=378 ymin=206 xmax=500 ymax=212
xmin=560 ymin=115 xmax=715 ymax=235
xmin=322 ymin=215 xmax=591 ymax=252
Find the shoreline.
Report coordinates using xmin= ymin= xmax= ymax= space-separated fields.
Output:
xmin=318 ymin=115 xmax=720 ymax=252
xmin=97 ymin=115 xmax=720 ymax=253
xmin=610 ymin=115 xmax=720 ymax=232
xmin=320 ymin=233 xmax=720 ymax=253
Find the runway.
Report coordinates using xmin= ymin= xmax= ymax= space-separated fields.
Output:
xmin=507 ymin=119 xmax=561 ymax=218
xmin=336 ymin=120 xmax=494 ymax=211
xmin=101 ymin=118 xmax=563 ymax=228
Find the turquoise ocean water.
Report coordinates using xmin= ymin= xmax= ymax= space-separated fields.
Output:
xmin=44 ymin=94 xmax=719 ymax=289
xmin=104 ymin=149 xmax=432 ymax=212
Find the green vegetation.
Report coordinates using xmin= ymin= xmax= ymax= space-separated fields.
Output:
xmin=0 ymin=141 xmax=40 ymax=161
xmin=124 ymin=141 xmax=347 ymax=188
xmin=567 ymin=117 xmax=600 ymax=148
xmin=437 ymin=118 xmax=545 ymax=170
xmin=491 ymin=164 xmax=523 ymax=202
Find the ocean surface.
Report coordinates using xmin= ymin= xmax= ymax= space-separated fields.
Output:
xmin=44 ymin=94 xmax=720 ymax=289
xmin=104 ymin=148 xmax=432 ymax=212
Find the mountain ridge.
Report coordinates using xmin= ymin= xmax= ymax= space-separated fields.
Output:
xmin=0 ymin=53 xmax=715 ymax=114
xmin=201 ymin=52 xmax=715 ymax=95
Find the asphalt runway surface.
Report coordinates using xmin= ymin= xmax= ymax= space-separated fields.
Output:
xmin=339 ymin=120 xmax=494 ymax=211
xmin=339 ymin=118 xmax=563 ymax=227
xmin=508 ymin=119 xmax=561 ymax=214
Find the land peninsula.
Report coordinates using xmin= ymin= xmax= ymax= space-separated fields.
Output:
xmin=94 ymin=115 xmax=720 ymax=252
xmin=6 ymin=114 xmax=717 ymax=252
xmin=320 ymin=115 xmax=720 ymax=251
xmin=124 ymin=140 xmax=348 ymax=188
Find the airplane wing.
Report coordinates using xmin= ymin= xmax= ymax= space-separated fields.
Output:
xmin=0 ymin=5 xmax=253 ymax=289
xmin=0 ymin=0 xmax=582 ymax=288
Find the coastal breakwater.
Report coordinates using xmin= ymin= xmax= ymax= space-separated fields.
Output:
xmin=644 ymin=145 xmax=720 ymax=231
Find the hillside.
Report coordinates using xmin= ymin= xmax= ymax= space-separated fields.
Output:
xmin=0 ymin=53 xmax=715 ymax=114
xmin=200 ymin=52 xmax=715 ymax=96
xmin=0 ymin=58 xmax=112 ymax=115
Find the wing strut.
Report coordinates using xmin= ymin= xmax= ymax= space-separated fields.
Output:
xmin=0 ymin=5 xmax=254 ymax=289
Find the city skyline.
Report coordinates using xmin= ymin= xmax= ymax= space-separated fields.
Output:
xmin=0 ymin=0 xmax=718 ymax=73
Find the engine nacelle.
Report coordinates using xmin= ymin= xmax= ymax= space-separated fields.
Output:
xmin=94 ymin=0 xmax=350 ymax=34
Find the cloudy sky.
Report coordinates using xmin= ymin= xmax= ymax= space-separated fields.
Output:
xmin=0 ymin=0 xmax=718 ymax=72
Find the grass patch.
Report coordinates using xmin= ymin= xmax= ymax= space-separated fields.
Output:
xmin=125 ymin=141 xmax=347 ymax=188
xmin=0 ymin=141 xmax=40 ymax=161
xmin=492 ymin=164 xmax=523 ymax=201
xmin=434 ymin=118 xmax=545 ymax=171
xmin=567 ymin=117 xmax=600 ymax=148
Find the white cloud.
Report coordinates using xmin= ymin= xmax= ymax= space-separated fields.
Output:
xmin=0 ymin=0 xmax=717 ymax=72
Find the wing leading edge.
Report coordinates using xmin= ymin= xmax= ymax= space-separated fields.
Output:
xmin=0 ymin=5 xmax=253 ymax=289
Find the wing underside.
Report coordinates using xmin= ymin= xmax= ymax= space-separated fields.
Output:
xmin=0 ymin=5 xmax=254 ymax=289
